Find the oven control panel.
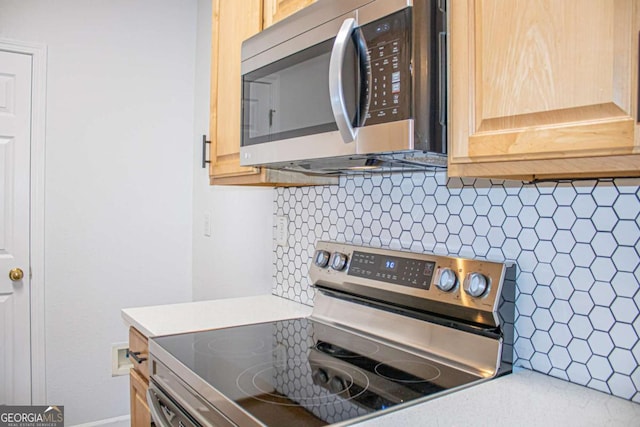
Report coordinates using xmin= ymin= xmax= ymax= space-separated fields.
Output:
xmin=347 ymin=251 xmax=435 ymax=291
xmin=309 ymin=241 xmax=513 ymax=328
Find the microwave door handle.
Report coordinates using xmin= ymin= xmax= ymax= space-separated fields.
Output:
xmin=329 ymin=18 xmax=357 ymax=143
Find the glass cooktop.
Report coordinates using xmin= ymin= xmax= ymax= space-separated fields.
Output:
xmin=153 ymin=318 xmax=481 ymax=426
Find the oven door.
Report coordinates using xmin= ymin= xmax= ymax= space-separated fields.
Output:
xmin=147 ymin=383 xmax=200 ymax=427
xmin=147 ymin=372 xmax=237 ymax=427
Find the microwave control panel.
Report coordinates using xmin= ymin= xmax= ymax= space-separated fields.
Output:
xmin=362 ymin=8 xmax=411 ymax=127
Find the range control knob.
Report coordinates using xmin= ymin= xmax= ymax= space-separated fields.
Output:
xmin=464 ymin=272 xmax=489 ymax=297
xmin=330 ymin=252 xmax=348 ymax=271
xmin=313 ymin=250 xmax=331 ymax=268
xmin=329 ymin=376 xmax=346 ymax=394
xmin=312 ymin=368 xmax=329 ymax=384
xmin=436 ymin=268 xmax=458 ymax=292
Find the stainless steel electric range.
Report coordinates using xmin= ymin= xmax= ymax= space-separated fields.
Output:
xmin=148 ymin=241 xmax=515 ymax=427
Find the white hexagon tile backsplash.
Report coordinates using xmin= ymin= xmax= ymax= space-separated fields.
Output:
xmin=273 ymin=172 xmax=640 ymax=402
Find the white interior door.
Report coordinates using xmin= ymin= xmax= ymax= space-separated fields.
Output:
xmin=0 ymin=49 xmax=32 ymax=404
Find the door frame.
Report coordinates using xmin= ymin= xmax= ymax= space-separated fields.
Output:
xmin=0 ymin=39 xmax=47 ymax=404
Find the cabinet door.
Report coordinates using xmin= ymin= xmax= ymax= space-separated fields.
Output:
xmin=449 ymin=0 xmax=640 ymax=179
xmin=129 ymin=327 xmax=150 ymax=427
xmin=210 ymin=0 xmax=263 ymax=180
xmin=130 ymin=369 xmax=150 ymax=427
xmin=263 ymin=0 xmax=316 ymax=28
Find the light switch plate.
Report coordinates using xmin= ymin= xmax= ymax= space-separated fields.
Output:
xmin=276 ymin=216 xmax=288 ymax=246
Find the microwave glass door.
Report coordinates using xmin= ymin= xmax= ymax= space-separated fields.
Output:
xmin=242 ymin=8 xmax=412 ymax=148
xmin=242 ymin=38 xmax=360 ymax=147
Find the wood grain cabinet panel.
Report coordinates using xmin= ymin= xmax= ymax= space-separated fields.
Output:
xmin=263 ymin=0 xmax=317 ymax=28
xmin=209 ymin=0 xmax=334 ymax=186
xmin=128 ymin=327 xmax=150 ymax=427
xmin=209 ymin=0 xmax=263 ymax=182
xmin=130 ymin=369 xmax=150 ymax=427
xmin=128 ymin=327 xmax=149 ymax=380
xmin=448 ymin=0 xmax=640 ymax=180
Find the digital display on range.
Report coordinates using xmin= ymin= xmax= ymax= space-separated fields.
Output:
xmin=383 ymin=259 xmax=397 ymax=271
xmin=348 ymin=251 xmax=435 ymax=290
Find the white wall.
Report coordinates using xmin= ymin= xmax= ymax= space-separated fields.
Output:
xmin=0 ymin=0 xmax=195 ymax=424
xmin=191 ymin=0 xmax=274 ymax=301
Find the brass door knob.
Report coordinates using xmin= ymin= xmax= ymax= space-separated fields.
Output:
xmin=9 ymin=268 xmax=24 ymax=282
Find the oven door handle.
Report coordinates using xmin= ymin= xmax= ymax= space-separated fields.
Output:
xmin=329 ymin=17 xmax=358 ymax=143
xmin=147 ymin=386 xmax=188 ymax=427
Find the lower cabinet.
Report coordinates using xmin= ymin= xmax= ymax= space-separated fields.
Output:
xmin=129 ymin=327 xmax=150 ymax=427
xmin=130 ymin=369 xmax=150 ymax=427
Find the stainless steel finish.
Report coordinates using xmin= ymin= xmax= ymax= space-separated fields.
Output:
xmin=329 ymin=252 xmax=348 ymax=271
xmin=241 ymin=129 xmax=351 ymax=166
xmin=260 ymin=150 xmax=447 ymax=175
xmin=435 ymin=267 xmax=457 ymax=292
xmin=329 ymin=18 xmax=359 ymax=143
xmin=241 ymin=10 xmax=352 ymax=75
xmin=242 ymin=0 xmax=411 ymax=68
xmin=314 ymin=249 xmax=331 ymax=267
xmin=310 ymin=291 xmax=503 ymax=378
xmin=464 ymin=272 xmax=489 ymax=298
xmin=240 ymin=0 xmax=446 ymax=174
xmin=310 ymin=241 xmax=512 ymax=328
xmin=146 ymin=388 xmax=172 ymax=427
xmin=240 ymin=119 xmax=414 ymax=167
xmin=357 ymin=120 xmax=415 ymax=154
xmin=147 ymin=386 xmax=198 ymax=427
xmin=310 ymin=321 xmax=487 ymax=397
xmin=150 ymin=349 xmax=251 ymax=427
xmin=147 ymin=238 xmax=513 ymax=427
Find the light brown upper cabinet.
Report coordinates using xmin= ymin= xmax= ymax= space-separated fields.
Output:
xmin=263 ymin=0 xmax=317 ymax=28
xmin=209 ymin=0 xmax=333 ymax=186
xmin=448 ymin=0 xmax=640 ymax=180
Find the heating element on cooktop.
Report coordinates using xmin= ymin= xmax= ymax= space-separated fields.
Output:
xmin=148 ymin=241 xmax=515 ymax=427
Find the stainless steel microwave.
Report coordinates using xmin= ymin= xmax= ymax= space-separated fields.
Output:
xmin=240 ymin=0 xmax=446 ymax=175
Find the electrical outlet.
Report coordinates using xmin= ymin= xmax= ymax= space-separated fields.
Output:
xmin=276 ymin=216 xmax=288 ymax=246
xmin=111 ymin=343 xmax=132 ymax=376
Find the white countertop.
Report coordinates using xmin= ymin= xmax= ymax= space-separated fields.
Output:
xmin=121 ymin=294 xmax=312 ymax=337
xmin=353 ymin=367 xmax=640 ymax=427
xmin=122 ymin=297 xmax=639 ymax=426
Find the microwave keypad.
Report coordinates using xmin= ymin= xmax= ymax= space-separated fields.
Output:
xmin=362 ymin=10 xmax=411 ymax=127
xmin=368 ymin=40 xmax=402 ymax=121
